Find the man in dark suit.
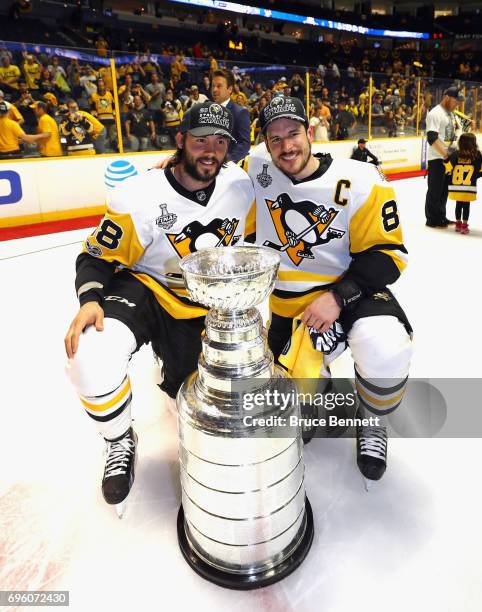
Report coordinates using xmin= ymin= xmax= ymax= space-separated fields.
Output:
xmin=211 ymin=68 xmax=250 ymax=162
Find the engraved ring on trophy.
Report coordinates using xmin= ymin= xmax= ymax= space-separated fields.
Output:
xmin=177 ymin=246 xmax=314 ymax=589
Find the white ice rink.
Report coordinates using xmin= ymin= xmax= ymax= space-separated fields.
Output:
xmin=1 ymin=176 xmax=481 ymax=612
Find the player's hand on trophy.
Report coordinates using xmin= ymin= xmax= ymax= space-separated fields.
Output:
xmin=313 ymin=205 xmax=330 ymax=223
xmin=152 ymin=154 xmax=175 ymax=169
xmin=302 ymin=292 xmax=341 ymax=333
xmin=285 ymin=229 xmax=299 ymax=247
xmin=64 ymin=301 xmax=105 ymax=359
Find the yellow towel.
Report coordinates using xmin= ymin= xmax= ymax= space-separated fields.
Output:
xmin=279 ymin=318 xmax=326 ymax=379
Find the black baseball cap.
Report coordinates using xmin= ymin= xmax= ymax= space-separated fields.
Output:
xmin=259 ymin=95 xmax=308 ymax=132
xmin=443 ymin=87 xmax=464 ymax=101
xmin=358 ymin=138 xmax=367 ymax=144
xmin=180 ymin=101 xmax=236 ymax=142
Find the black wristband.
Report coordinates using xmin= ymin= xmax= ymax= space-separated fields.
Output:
xmin=331 ymin=279 xmax=363 ymax=310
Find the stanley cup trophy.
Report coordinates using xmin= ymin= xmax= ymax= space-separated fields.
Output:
xmin=176 ymin=246 xmax=314 ymax=589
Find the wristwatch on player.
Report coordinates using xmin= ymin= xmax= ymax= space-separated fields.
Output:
xmin=330 ymin=279 xmax=363 ymax=310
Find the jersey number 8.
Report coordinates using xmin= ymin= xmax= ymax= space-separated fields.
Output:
xmin=96 ymin=219 xmax=124 ymax=249
xmin=381 ymin=200 xmax=400 ymax=232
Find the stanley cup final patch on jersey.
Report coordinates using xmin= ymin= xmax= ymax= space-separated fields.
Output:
xmin=167 ymin=217 xmax=241 ymax=258
xmin=156 ymin=203 xmax=178 ymax=230
xmin=256 ymin=164 xmax=273 ymax=188
xmin=262 ymin=193 xmax=345 ymax=266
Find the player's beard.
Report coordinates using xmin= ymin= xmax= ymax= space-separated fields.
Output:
xmin=269 ymin=140 xmax=312 ymax=179
xmin=181 ymin=148 xmax=227 ymax=183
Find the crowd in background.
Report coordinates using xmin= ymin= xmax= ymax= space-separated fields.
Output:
xmin=0 ymin=40 xmax=480 ymax=159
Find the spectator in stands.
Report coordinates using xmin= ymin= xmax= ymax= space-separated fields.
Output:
xmin=118 ymin=74 xmax=134 ymax=114
xmin=0 ymin=55 xmax=21 ymax=94
xmin=371 ymin=93 xmax=384 ymax=134
xmin=60 ymin=105 xmax=95 ymax=156
xmin=32 ymin=100 xmax=62 ymax=157
xmin=79 ymin=65 xmax=98 ymax=99
xmin=66 ymin=98 xmax=106 ymax=154
xmin=185 ymin=85 xmax=207 ymax=110
xmin=130 ymin=62 xmax=146 ymax=85
xmin=146 ymin=72 xmax=165 ymax=128
xmin=0 ymin=100 xmax=48 ymax=158
xmin=38 ymin=68 xmax=60 ymax=102
xmin=209 ymin=55 xmax=218 ymax=74
xmin=0 ymin=89 xmax=24 ymax=124
xmin=240 ymin=74 xmax=254 ymax=98
xmin=249 ymin=83 xmax=264 ymax=105
xmin=309 ymin=107 xmax=329 ymax=142
xmin=385 ymin=110 xmax=397 ymax=138
xmin=289 ymin=74 xmax=306 ymax=102
xmin=231 ymin=83 xmax=248 ymax=106
xmin=14 ymin=84 xmax=37 ymax=133
xmin=95 ymin=35 xmax=109 ymax=58
xmin=90 ymin=78 xmax=117 ymax=151
xmin=162 ymin=88 xmax=183 ymax=145
xmin=22 ymin=53 xmax=42 ymax=91
xmin=171 ymin=55 xmax=187 ymax=80
xmin=131 ymin=83 xmax=151 ymax=107
xmin=199 ymin=74 xmax=210 ymax=98
xmin=97 ymin=64 xmax=113 ymax=92
xmin=333 ymin=100 xmax=355 ymax=141
xmin=211 ymin=68 xmax=250 ymax=162
xmin=125 ymin=94 xmax=156 ymax=151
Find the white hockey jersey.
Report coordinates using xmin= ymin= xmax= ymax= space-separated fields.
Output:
xmin=81 ymin=164 xmax=254 ymax=318
xmin=242 ymin=144 xmax=407 ymax=317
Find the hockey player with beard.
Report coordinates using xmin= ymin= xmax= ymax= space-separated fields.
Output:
xmin=64 ymin=102 xmax=254 ymax=516
xmin=242 ymin=96 xmax=413 ymax=488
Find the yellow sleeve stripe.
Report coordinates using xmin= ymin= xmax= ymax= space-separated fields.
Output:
xmin=277 ymin=270 xmax=341 ymax=283
xmin=244 ymin=199 xmax=256 ymax=239
xmin=380 ymin=249 xmax=407 ymax=273
xmin=132 ymin=273 xmax=207 ymax=319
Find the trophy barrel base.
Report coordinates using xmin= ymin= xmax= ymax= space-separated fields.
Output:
xmin=177 ymin=498 xmax=314 ymax=590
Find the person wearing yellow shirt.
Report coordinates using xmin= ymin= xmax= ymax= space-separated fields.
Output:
xmin=32 ymin=101 xmax=63 ymax=157
xmin=95 ymin=36 xmax=109 ymax=58
xmin=0 ymin=101 xmax=49 ymax=158
xmin=90 ymin=79 xmax=117 ymax=151
xmin=22 ymin=53 xmax=42 ymax=90
xmin=98 ymin=66 xmax=114 ymax=92
xmin=0 ymin=56 xmax=21 ymax=93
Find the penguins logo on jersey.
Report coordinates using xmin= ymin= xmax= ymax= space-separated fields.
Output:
xmin=263 ymin=193 xmax=345 ymax=266
xmin=167 ymin=217 xmax=241 ymax=258
xmin=256 ymin=164 xmax=273 ymax=188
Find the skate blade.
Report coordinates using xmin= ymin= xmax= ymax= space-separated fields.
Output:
xmin=115 ymin=501 xmax=127 ymax=519
xmin=364 ymin=477 xmax=375 ymax=492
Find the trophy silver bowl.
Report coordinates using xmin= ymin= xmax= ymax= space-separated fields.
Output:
xmin=176 ymin=246 xmax=314 ymax=589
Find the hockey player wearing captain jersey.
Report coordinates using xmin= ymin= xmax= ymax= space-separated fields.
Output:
xmin=242 ymin=96 xmax=413 ymax=487
xmin=64 ymin=101 xmax=254 ymax=515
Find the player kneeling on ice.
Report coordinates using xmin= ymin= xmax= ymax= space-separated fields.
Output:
xmin=241 ymin=96 xmax=413 ymax=488
xmin=64 ymin=102 xmax=254 ymax=516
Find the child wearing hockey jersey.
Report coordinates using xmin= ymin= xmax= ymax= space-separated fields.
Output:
xmin=445 ymin=132 xmax=482 ymax=234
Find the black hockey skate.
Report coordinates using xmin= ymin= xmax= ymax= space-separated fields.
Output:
xmin=102 ymin=427 xmax=137 ymax=518
xmin=356 ymin=423 xmax=387 ymax=491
